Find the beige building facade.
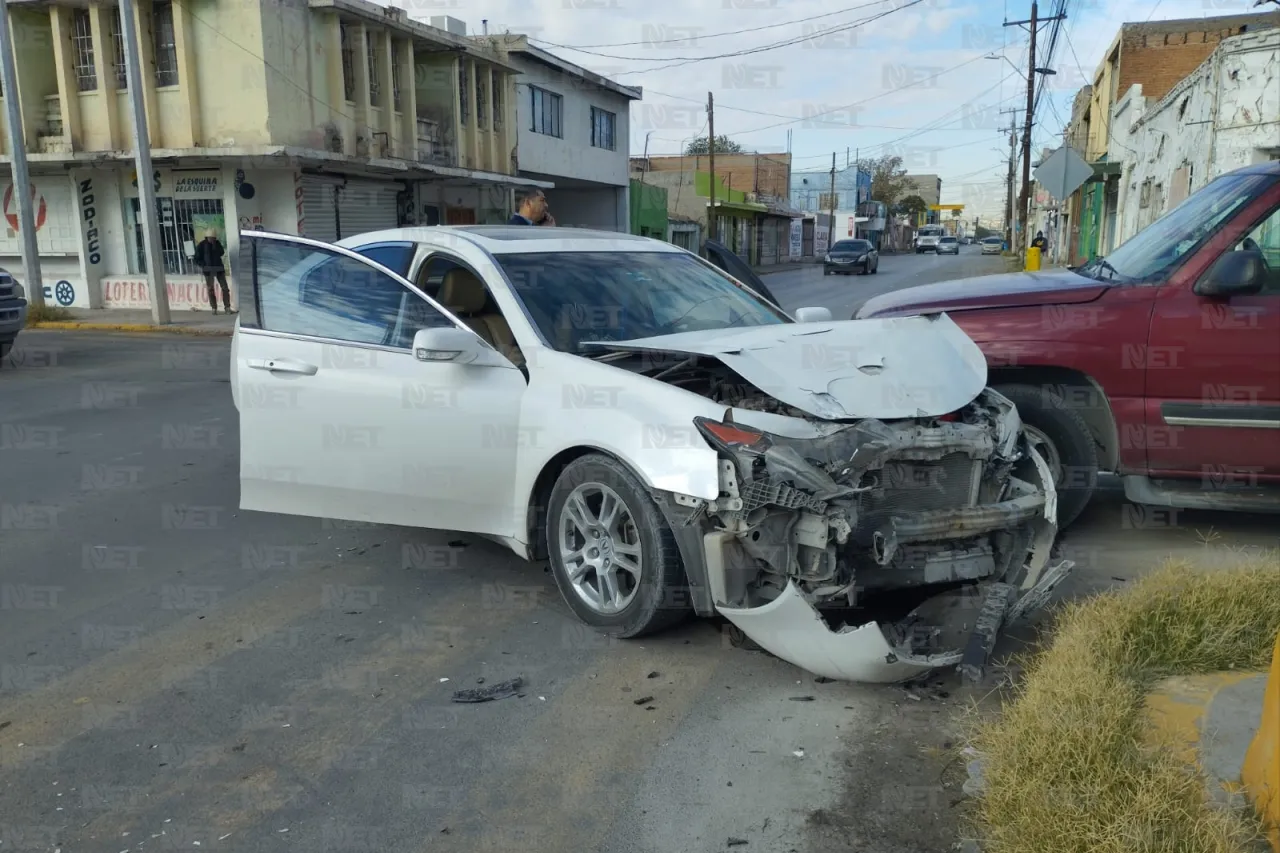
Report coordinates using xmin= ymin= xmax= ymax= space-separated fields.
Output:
xmin=0 ymin=0 xmax=549 ymax=310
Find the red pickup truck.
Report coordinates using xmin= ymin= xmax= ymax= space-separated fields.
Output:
xmin=857 ymin=160 xmax=1280 ymax=527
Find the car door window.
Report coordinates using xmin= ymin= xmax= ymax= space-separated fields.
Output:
xmin=1236 ymin=204 xmax=1280 ymax=294
xmin=252 ymin=238 xmax=452 ymax=347
xmin=352 ymin=241 xmax=417 ymax=278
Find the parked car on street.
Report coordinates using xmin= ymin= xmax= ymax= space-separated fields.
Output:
xmin=0 ymin=268 xmax=29 ymax=364
xmin=936 ymin=236 xmax=960 ymax=255
xmin=980 ymin=237 xmax=1003 ymax=255
xmin=229 ymin=226 xmax=1069 ymax=683
xmin=823 ymin=238 xmax=879 ymax=275
xmin=857 ymin=159 xmax=1280 ymax=528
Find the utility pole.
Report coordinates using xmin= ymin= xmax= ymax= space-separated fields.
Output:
xmin=1005 ymin=1 xmax=1065 ymax=256
xmin=706 ymin=91 xmax=716 ymax=244
xmin=827 ymin=152 xmax=836 ymax=250
xmin=0 ymin=0 xmax=44 ymax=307
xmin=1000 ymin=109 xmax=1019 ymax=249
xmin=121 ymin=0 xmax=169 ymax=323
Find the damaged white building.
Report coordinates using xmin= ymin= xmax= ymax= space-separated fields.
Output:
xmin=1112 ymin=27 xmax=1280 ymax=243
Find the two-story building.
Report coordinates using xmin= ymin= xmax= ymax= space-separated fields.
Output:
xmin=0 ymin=0 xmax=551 ymax=310
xmin=480 ymin=34 xmax=640 ymax=232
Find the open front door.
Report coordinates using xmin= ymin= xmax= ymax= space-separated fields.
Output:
xmin=233 ymin=232 xmax=527 ymax=536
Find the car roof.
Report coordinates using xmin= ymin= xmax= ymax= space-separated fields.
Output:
xmin=336 ymin=226 xmax=685 ymax=255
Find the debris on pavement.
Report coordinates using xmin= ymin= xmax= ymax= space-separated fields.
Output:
xmin=788 ymin=696 xmax=815 ymax=702
xmin=451 ymin=677 xmax=524 ymax=703
xmin=792 ymin=748 xmax=805 ymax=758
xmin=814 ymin=676 xmax=836 ymax=684
xmin=633 ymin=696 xmax=654 ymax=706
xmin=727 ymin=838 xmax=749 ymax=847
xmin=647 ymin=671 xmax=660 ymax=678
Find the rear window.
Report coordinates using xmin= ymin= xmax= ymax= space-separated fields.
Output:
xmin=939 ymin=237 xmax=957 ymax=242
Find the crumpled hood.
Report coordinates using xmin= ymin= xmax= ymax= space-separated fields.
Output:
xmin=587 ymin=315 xmax=988 ymax=420
xmin=857 ymin=268 xmax=1109 ymax=319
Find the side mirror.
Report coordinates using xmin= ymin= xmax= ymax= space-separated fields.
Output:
xmin=794 ymin=306 xmax=833 ymax=323
xmin=412 ymin=326 xmax=503 ymax=366
xmin=1195 ymin=249 xmax=1266 ymax=298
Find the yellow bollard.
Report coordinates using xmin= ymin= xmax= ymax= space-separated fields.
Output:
xmin=1025 ymin=246 xmax=1041 ymax=271
xmin=1244 ymin=630 xmax=1280 ymax=852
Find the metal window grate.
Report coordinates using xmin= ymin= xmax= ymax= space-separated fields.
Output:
xmin=492 ymin=74 xmax=503 ymax=130
xmin=391 ymin=42 xmax=402 ymax=110
xmin=458 ymin=63 xmax=469 ymax=126
xmin=129 ymin=196 xmax=226 ymax=276
xmin=111 ymin=7 xmax=127 ymax=89
xmin=476 ymin=71 xmax=487 ymax=129
xmin=366 ymin=31 xmax=379 ymax=102
xmin=152 ymin=1 xmax=178 ymax=87
xmin=71 ymin=10 xmax=98 ymax=91
xmin=340 ymin=22 xmax=355 ymax=101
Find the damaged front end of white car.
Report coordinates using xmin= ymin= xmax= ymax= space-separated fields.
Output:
xmin=661 ymin=390 xmax=1071 ymax=684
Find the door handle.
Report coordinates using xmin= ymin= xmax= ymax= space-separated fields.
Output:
xmin=247 ymin=358 xmax=318 ymax=376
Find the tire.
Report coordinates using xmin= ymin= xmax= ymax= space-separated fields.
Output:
xmin=0 ymin=341 xmax=11 ymax=363
xmin=995 ymin=383 xmax=1100 ymax=529
xmin=546 ymin=453 xmax=690 ymax=638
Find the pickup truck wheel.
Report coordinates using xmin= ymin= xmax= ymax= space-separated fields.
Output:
xmin=0 ymin=342 xmax=10 ymax=363
xmin=547 ymin=453 xmax=690 ymax=638
xmin=996 ymin=383 xmax=1099 ymax=529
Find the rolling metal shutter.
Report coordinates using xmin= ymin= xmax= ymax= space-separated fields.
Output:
xmin=300 ymin=177 xmax=339 ymax=244
xmin=336 ymin=180 xmax=401 ymax=239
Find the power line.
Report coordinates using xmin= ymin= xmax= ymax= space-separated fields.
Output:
xmin=562 ymin=0 xmax=928 ymax=75
xmin=531 ymin=0 xmax=898 ymax=49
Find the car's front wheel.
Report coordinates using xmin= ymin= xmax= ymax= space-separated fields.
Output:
xmin=995 ymin=384 xmax=1099 ymax=529
xmin=546 ymin=454 xmax=690 ymax=638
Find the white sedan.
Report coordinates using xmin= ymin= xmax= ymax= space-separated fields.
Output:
xmin=229 ymin=226 xmax=1071 ymax=683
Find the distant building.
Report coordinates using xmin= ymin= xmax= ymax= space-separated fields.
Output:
xmin=789 ymin=164 xmax=869 ymax=212
xmin=902 ymin=175 xmax=943 ymax=223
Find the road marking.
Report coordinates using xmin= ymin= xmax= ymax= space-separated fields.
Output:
xmin=0 ymin=560 xmax=379 ymax=770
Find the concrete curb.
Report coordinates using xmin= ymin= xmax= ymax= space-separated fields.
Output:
xmin=1244 ymin=631 xmax=1280 ymax=851
xmin=27 ymin=322 xmax=233 ymax=337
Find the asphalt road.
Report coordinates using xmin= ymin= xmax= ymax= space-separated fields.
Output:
xmin=2 ymin=300 xmax=1275 ymax=852
xmin=761 ymin=244 xmax=1011 ymax=319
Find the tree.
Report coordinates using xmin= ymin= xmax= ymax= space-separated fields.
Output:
xmin=855 ymin=155 xmax=912 ymax=208
xmin=684 ymin=135 xmax=745 ymax=155
xmin=895 ymin=194 xmax=928 ymax=220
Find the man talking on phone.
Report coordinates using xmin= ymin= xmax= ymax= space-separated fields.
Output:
xmin=509 ymin=190 xmax=556 ymax=226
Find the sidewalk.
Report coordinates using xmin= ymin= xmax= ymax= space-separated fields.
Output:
xmin=28 ymin=307 xmax=236 ymax=337
xmin=755 ymin=260 xmax=816 ymax=275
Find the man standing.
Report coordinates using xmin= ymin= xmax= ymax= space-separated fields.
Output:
xmin=508 ymin=191 xmax=556 ymax=226
xmin=1031 ymin=230 xmax=1048 ymax=252
xmin=194 ymin=230 xmax=235 ymax=315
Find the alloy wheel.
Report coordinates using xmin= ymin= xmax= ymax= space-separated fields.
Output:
xmin=558 ymin=483 xmax=643 ymax=615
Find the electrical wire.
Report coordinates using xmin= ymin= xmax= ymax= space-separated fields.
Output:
xmin=530 ymin=0 xmax=900 ymax=50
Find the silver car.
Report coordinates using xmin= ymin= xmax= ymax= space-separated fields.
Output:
xmin=980 ymin=237 xmax=1003 ymax=255
xmin=936 ymin=236 xmax=960 ymax=255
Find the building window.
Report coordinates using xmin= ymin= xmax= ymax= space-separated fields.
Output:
xmin=366 ymin=31 xmax=380 ymax=103
xmin=492 ymin=75 xmax=503 ymax=130
xmin=127 ymin=196 xmax=225 ymax=276
xmin=152 ymin=1 xmax=178 ymax=87
xmin=458 ymin=63 xmax=469 ymax=126
xmin=476 ymin=71 xmax=487 ymax=129
xmin=340 ymin=22 xmax=355 ymax=101
xmin=530 ymin=86 xmax=561 ymax=138
xmin=591 ymin=106 xmax=615 ymax=150
xmin=70 ymin=10 xmax=98 ymax=91
xmin=391 ymin=42 xmax=402 ymax=110
xmin=111 ymin=7 xmax=127 ymax=89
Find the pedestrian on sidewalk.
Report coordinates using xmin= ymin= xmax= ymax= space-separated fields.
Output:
xmin=508 ymin=191 xmax=556 ymax=226
xmin=194 ymin=230 xmax=235 ymax=315
xmin=1031 ymin=231 xmax=1048 ymax=252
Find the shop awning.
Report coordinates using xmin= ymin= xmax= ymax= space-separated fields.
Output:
xmin=708 ymin=199 xmax=768 ymax=215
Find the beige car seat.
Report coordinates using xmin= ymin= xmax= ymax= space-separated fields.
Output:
xmin=437 ymin=268 xmax=524 ymax=367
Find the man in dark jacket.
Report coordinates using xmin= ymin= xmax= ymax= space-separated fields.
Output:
xmin=508 ymin=191 xmax=555 ymax=226
xmin=1031 ymin=231 xmax=1048 ymax=251
xmin=194 ymin=230 xmax=235 ymax=315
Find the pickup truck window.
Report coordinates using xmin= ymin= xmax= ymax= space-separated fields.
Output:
xmin=1079 ymin=172 xmax=1276 ymax=284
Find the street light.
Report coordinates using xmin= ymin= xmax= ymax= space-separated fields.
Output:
xmin=984 ymin=53 xmax=1056 ymax=80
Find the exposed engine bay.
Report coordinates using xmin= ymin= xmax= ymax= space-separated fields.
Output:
xmin=590 ymin=323 xmax=1073 ymax=684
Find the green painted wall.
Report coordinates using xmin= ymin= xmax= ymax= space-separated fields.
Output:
xmin=694 ymin=171 xmax=748 ymax=203
xmin=630 ymin=180 xmax=669 ymax=238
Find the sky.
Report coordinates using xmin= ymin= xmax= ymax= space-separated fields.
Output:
xmin=390 ymin=0 xmax=1267 ymax=220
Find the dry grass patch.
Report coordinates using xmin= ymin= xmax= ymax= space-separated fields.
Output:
xmin=970 ymin=557 xmax=1280 ymax=853
xmin=25 ymin=303 xmax=72 ymax=324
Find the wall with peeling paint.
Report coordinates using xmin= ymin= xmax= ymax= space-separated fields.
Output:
xmin=1112 ymin=29 xmax=1280 ymax=246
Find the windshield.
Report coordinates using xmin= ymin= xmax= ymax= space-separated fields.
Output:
xmin=832 ymin=240 xmax=869 ymax=252
xmin=494 ymin=251 xmax=790 ymax=353
xmin=939 ymin=237 xmax=957 ymax=243
xmin=918 ymin=226 xmax=944 ymax=236
xmin=1079 ymin=172 xmax=1277 ymax=283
